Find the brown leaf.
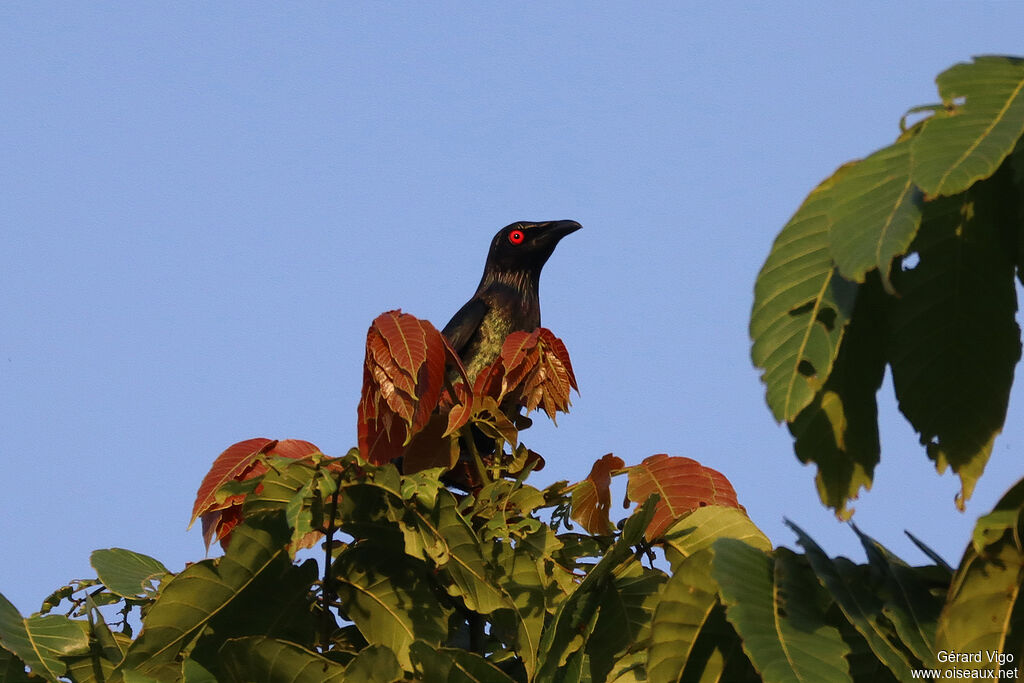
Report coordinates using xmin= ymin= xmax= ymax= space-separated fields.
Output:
xmin=357 ymin=310 xmax=449 ymax=464
xmin=625 ymin=454 xmax=744 ymax=540
xmin=190 ymin=438 xmax=275 ymax=528
xmin=192 ymin=438 xmax=322 ymax=550
xmin=570 ymin=454 xmax=626 ymax=535
xmin=401 ymin=414 xmax=460 ymax=475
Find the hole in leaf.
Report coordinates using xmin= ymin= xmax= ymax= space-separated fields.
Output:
xmin=789 ymin=300 xmax=815 ymax=317
xmin=815 ymin=307 xmax=837 ymax=331
xmin=902 ymin=252 xmax=920 ymax=270
xmin=797 ymin=360 xmax=816 ymax=378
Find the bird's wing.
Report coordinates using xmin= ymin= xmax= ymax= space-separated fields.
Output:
xmin=441 ymin=297 xmax=489 ymax=356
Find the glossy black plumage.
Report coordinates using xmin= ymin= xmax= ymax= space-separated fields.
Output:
xmin=442 ymin=220 xmax=581 ymax=380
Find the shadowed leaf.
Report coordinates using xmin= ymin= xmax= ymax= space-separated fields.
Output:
xmin=116 ymin=514 xmax=295 ymax=679
xmin=570 ymin=454 xmax=625 ymax=535
xmin=789 ymin=273 xmax=887 ymax=519
xmin=410 ymin=640 xmax=518 ymax=683
xmin=333 ymin=545 xmax=450 ymax=670
xmin=787 ymin=521 xmax=916 ymax=680
xmin=219 ymin=636 xmax=349 ymax=682
xmin=888 ymin=173 xmax=1021 ymax=509
xmin=626 ymin=454 xmax=743 ymax=541
xmin=912 ymin=56 xmax=1024 ymax=197
xmin=851 ymin=525 xmax=941 ymax=667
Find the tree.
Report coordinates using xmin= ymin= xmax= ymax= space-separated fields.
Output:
xmin=1 ymin=55 xmax=1022 ymax=683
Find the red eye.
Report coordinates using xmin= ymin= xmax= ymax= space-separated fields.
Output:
xmin=508 ymin=229 xmax=525 ymax=244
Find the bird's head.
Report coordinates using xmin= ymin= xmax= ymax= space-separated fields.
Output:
xmin=483 ymin=220 xmax=582 ymax=275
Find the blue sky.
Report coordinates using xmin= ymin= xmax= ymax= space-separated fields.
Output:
xmin=2 ymin=4 xmax=1023 ymax=615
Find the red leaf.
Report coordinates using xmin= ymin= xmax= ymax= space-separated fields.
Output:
xmin=190 ymin=438 xmax=275 ymax=527
xmin=570 ymin=454 xmax=626 ymax=535
xmin=357 ymin=310 xmax=448 ymax=464
xmin=191 ymin=438 xmax=322 ymax=550
xmin=625 ymin=454 xmax=744 ymax=540
xmin=522 ymin=331 xmax=576 ymax=420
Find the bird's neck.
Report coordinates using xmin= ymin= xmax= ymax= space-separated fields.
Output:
xmin=477 ymin=268 xmax=541 ymax=316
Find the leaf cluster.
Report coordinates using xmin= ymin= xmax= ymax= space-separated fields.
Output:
xmin=751 ymin=55 xmax=1024 ymax=516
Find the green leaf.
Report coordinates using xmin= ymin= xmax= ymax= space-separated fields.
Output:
xmin=219 ymin=636 xmax=348 ymax=682
xmin=786 ymin=521 xmax=915 ymax=680
xmin=936 ymin=478 xmax=1024 ymax=677
xmin=751 ymin=167 xmax=859 ymax=422
xmin=116 ymin=514 xmax=293 ymax=679
xmin=90 ymin=548 xmax=170 ymax=599
xmin=0 ymin=648 xmax=33 ymax=683
xmin=887 ymin=174 xmax=1022 ymax=509
xmin=412 ymin=491 xmax=510 ymax=614
xmin=488 ymin=537 xmax=548 ymax=679
xmin=343 ymin=644 xmax=403 ymax=683
xmin=586 ymin=565 xmax=667 ymax=682
xmin=535 ymin=496 xmax=658 ymax=682
xmin=712 ymin=541 xmax=852 ymax=683
xmin=0 ymin=592 xmax=89 ymax=683
xmin=789 ymin=273 xmax=887 ymax=519
xmin=409 ymin=640 xmax=519 ymax=683
xmin=647 ymin=550 xmax=719 ymax=683
xmin=912 ymin=56 xmax=1024 ymax=196
xmin=188 ymin=557 xmax=319 ymax=673
xmin=182 ymin=659 xmax=218 ymax=683
xmin=333 ymin=544 xmax=450 ymax=670
xmin=828 ymin=138 xmax=923 ymax=290
xmin=851 ymin=525 xmax=941 ymax=666
xmin=661 ymin=506 xmax=771 ymax=571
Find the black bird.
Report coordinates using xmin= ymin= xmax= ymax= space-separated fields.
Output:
xmin=442 ymin=220 xmax=582 ymax=381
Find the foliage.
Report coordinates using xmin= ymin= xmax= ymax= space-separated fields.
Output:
xmin=3 ymin=56 xmax=1024 ymax=683
xmin=751 ymin=55 xmax=1024 ymax=517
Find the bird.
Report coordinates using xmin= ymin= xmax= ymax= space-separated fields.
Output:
xmin=442 ymin=220 xmax=582 ymax=381
xmin=436 ymin=219 xmax=581 ymax=490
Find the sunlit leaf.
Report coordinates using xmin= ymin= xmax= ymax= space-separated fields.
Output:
xmin=936 ymin=478 xmax=1024 ymax=678
xmin=625 ymin=454 xmax=743 ymax=541
xmin=912 ymin=56 xmax=1024 ymax=197
xmin=0 ymin=592 xmax=89 ymax=683
xmin=647 ymin=550 xmax=718 ymax=683
xmin=828 ymin=138 xmax=923 ymax=291
xmin=193 ymin=438 xmax=322 ymax=550
xmin=358 ymin=310 xmax=449 ymax=464
xmin=90 ymin=548 xmax=170 ymax=599
xmin=712 ymin=541 xmax=852 ymax=683
xmin=570 ymin=454 xmax=624 ymax=535
xmin=751 ymin=167 xmax=859 ymax=422
xmin=661 ymin=505 xmax=771 ymax=571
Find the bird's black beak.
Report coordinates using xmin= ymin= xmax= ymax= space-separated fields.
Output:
xmin=536 ymin=220 xmax=582 ymax=243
